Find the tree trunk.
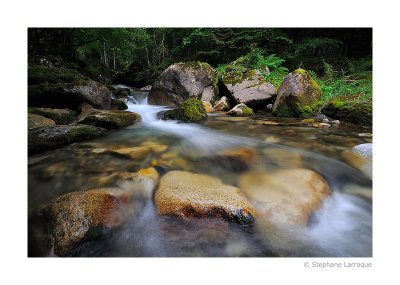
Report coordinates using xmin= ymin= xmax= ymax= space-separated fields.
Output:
xmin=113 ymin=49 xmax=116 ymax=70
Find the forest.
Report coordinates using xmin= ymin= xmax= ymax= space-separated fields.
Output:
xmin=28 ymin=28 xmax=372 ymax=106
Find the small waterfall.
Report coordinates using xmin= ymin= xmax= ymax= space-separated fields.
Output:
xmin=119 ymin=85 xmax=253 ymax=153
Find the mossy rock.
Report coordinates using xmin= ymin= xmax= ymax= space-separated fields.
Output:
xmin=28 ymin=64 xmax=86 ymax=85
xmin=148 ymin=62 xmax=218 ymax=107
xmin=227 ymin=103 xmax=254 ymax=117
xmin=221 ymin=64 xmax=252 ymax=86
xmin=111 ymin=99 xmax=128 ymax=110
xmin=28 ymin=80 xmax=111 ymax=110
xmin=80 ymin=110 xmax=141 ymax=129
xmin=323 ymin=95 xmax=372 ymax=125
xmin=28 ymin=125 xmax=106 ymax=154
xmin=113 ymin=88 xmax=131 ymax=98
xmin=29 ymin=107 xmax=77 ymax=124
xmin=273 ymin=69 xmax=322 ymax=118
xmin=28 ymin=113 xmax=56 ymax=130
xmin=163 ymin=98 xmax=207 ymax=122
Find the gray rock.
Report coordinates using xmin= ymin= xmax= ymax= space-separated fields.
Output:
xmin=29 ymin=108 xmax=77 ymax=124
xmin=314 ymin=113 xmax=329 ymax=123
xmin=148 ymin=62 xmax=218 ymax=107
xmin=222 ymin=70 xmax=275 ymax=109
xmin=213 ymin=96 xmax=230 ymax=111
xmin=272 ymin=69 xmax=321 ymax=118
xmin=227 ymin=103 xmax=254 ymax=117
xmin=28 ymin=80 xmax=112 ymax=110
xmin=28 ymin=124 xmax=107 ymax=154
xmin=139 ymin=85 xmax=152 ymax=91
xmin=352 ymin=143 xmax=372 ymax=159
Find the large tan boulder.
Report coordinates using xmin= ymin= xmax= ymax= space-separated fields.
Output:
xmin=148 ymin=62 xmax=219 ymax=107
xmin=272 ymin=69 xmax=322 ymax=118
xmin=239 ymin=168 xmax=330 ymax=226
xmin=41 ymin=188 xmax=132 ymax=256
xmin=154 ymin=171 xmax=256 ymax=225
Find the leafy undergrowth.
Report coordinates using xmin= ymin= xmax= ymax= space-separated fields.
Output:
xmin=217 ymin=50 xmax=372 ymax=105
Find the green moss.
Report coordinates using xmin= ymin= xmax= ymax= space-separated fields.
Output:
xmin=273 ymin=103 xmax=294 ymax=117
xmin=312 ymin=101 xmax=323 ymax=110
xmin=323 ymin=95 xmax=372 ymax=125
xmin=29 ymin=108 xmax=77 ymax=124
xmin=81 ymin=111 xmax=140 ymax=129
xmin=178 ymin=61 xmax=212 ymax=70
xmin=28 ymin=65 xmax=81 ymax=85
xmin=303 ymin=105 xmax=312 ymax=113
xmin=164 ymin=98 xmax=207 ymax=122
xmin=68 ymin=126 xmax=98 ymax=137
xmin=241 ymin=106 xmax=254 ymax=116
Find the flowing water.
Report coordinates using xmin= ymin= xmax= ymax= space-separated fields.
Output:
xmin=28 ymin=85 xmax=373 ymax=257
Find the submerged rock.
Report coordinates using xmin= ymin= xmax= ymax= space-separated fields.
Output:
xmin=28 ymin=124 xmax=106 ymax=154
xmin=202 ymin=147 xmax=257 ymax=172
xmin=239 ymin=168 xmax=331 ymax=226
xmin=80 ymin=110 xmax=141 ymax=129
xmin=109 ymin=144 xmax=168 ymax=160
xmin=222 ymin=69 xmax=275 ymax=109
xmin=40 ymin=188 xmax=132 ymax=256
xmin=163 ymin=98 xmax=207 ymax=122
xmin=28 ymin=113 xmax=56 ymax=130
xmin=148 ymin=62 xmax=219 ymax=107
xmin=313 ymin=122 xmax=331 ymax=128
xmin=116 ymin=169 xmax=158 ymax=200
xmin=29 ymin=107 xmax=77 ymax=125
xmin=272 ymin=69 xmax=322 ymax=118
xmin=262 ymin=148 xmax=303 ymax=168
xmin=154 ymin=171 xmax=256 ymax=225
xmin=227 ymin=103 xmax=254 ymax=116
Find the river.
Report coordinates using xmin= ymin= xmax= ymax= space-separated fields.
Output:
xmin=28 ymin=85 xmax=372 ymax=257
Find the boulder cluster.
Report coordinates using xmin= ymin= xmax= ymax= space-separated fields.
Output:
xmin=145 ymin=60 xmax=328 ymax=121
xmin=28 ymin=59 xmax=142 ymax=154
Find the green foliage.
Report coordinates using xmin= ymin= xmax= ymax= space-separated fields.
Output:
xmin=349 ymin=56 xmax=372 ymax=74
xmin=311 ymin=71 xmax=372 ymax=103
xmin=295 ymin=38 xmax=342 ymax=55
xmin=322 ymin=59 xmax=334 ymax=78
